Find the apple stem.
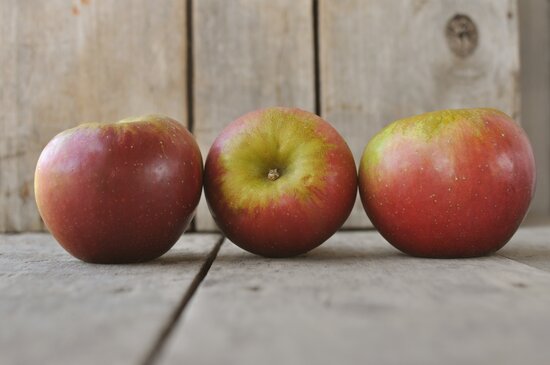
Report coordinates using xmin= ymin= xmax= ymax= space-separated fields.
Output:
xmin=267 ymin=168 xmax=280 ymax=181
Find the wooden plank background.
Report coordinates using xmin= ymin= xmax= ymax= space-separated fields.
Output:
xmin=0 ymin=0 xmax=548 ymax=232
xmin=320 ymin=0 xmax=520 ymax=227
xmin=0 ymin=0 xmax=188 ymax=232
xmin=519 ymin=0 xmax=550 ymax=216
xmin=192 ymin=0 xmax=315 ymax=231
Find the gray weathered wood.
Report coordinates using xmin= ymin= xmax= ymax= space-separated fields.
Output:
xmin=193 ymin=0 xmax=315 ymax=230
xmin=319 ymin=0 xmax=520 ymax=228
xmin=518 ymin=0 xmax=550 ymax=216
xmin=0 ymin=233 xmax=220 ymax=365
xmin=3 ymin=0 xmax=546 ymax=233
xmin=0 ymin=0 xmax=26 ymax=233
xmin=0 ymin=0 xmax=188 ymax=232
xmin=159 ymin=226 xmax=550 ymax=365
xmin=500 ymin=217 xmax=550 ymax=272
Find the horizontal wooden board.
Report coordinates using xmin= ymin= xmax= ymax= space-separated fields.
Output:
xmin=159 ymin=226 xmax=550 ymax=365
xmin=500 ymin=217 xmax=550 ymax=272
xmin=0 ymin=233 xmax=220 ymax=365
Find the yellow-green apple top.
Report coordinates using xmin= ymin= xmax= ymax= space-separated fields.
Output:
xmin=205 ymin=107 xmax=357 ymax=257
xmin=359 ymin=108 xmax=536 ymax=258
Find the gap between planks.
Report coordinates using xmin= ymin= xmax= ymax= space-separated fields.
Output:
xmin=497 ymin=253 xmax=550 ymax=276
xmin=496 ymin=216 xmax=550 ymax=274
xmin=186 ymin=0 xmax=197 ymax=233
xmin=141 ymin=235 xmax=224 ymax=365
xmin=143 ymin=218 xmax=549 ymax=364
xmin=312 ymin=0 xmax=321 ymax=115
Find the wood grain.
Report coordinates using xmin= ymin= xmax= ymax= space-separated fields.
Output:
xmin=500 ymin=217 xmax=550 ymax=272
xmin=192 ymin=0 xmax=315 ymax=230
xmin=159 ymin=227 xmax=550 ymax=365
xmin=319 ymin=0 xmax=520 ymax=228
xmin=2 ymin=0 xmax=544 ymax=233
xmin=0 ymin=0 xmax=33 ymax=233
xmin=518 ymin=0 xmax=550 ymax=216
xmin=0 ymin=233 xmax=220 ymax=365
xmin=0 ymin=0 xmax=187 ymax=232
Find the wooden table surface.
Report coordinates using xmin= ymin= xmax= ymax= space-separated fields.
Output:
xmin=2 ymin=219 xmax=550 ymax=365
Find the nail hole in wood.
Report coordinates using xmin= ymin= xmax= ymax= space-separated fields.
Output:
xmin=445 ymin=14 xmax=478 ymax=58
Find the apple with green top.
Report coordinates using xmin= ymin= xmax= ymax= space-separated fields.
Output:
xmin=35 ymin=115 xmax=202 ymax=264
xmin=204 ymin=107 xmax=357 ymax=257
xmin=359 ymin=108 xmax=536 ymax=258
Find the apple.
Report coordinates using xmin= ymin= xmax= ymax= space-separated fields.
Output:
xmin=34 ymin=115 xmax=203 ymax=264
xmin=359 ymin=108 xmax=536 ymax=258
xmin=204 ymin=107 xmax=357 ymax=257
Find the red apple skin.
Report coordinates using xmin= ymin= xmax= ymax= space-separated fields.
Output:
xmin=359 ymin=108 xmax=536 ymax=258
xmin=204 ymin=107 xmax=357 ymax=257
xmin=34 ymin=115 xmax=203 ymax=264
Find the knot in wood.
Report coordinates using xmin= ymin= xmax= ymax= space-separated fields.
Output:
xmin=446 ymin=14 xmax=478 ymax=58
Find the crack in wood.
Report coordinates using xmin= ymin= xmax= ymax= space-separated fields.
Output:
xmin=140 ymin=235 xmax=224 ymax=365
xmin=186 ymin=0 xmax=197 ymax=233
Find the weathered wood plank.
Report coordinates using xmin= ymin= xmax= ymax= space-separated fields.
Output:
xmin=499 ymin=217 xmax=550 ymax=272
xmin=159 ymin=227 xmax=550 ymax=365
xmin=193 ymin=0 xmax=315 ymax=230
xmin=0 ymin=0 xmax=24 ymax=233
xmin=518 ymin=0 xmax=550 ymax=216
xmin=0 ymin=233 xmax=220 ymax=365
xmin=319 ymin=0 xmax=520 ymax=228
xmin=0 ymin=0 xmax=187 ymax=232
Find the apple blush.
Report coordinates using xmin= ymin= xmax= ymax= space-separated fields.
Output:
xmin=204 ymin=107 xmax=357 ymax=257
xmin=359 ymin=108 xmax=536 ymax=258
xmin=35 ymin=115 xmax=203 ymax=264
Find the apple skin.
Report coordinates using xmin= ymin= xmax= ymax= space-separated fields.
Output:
xmin=204 ymin=107 xmax=357 ymax=257
xmin=359 ymin=108 xmax=536 ymax=258
xmin=34 ymin=115 xmax=203 ymax=264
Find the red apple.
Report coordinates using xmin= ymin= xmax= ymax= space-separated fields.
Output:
xmin=359 ymin=108 xmax=536 ymax=258
xmin=204 ymin=107 xmax=357 ymax=257
xmin=34 ymin=115 xmax=202 ymax=263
